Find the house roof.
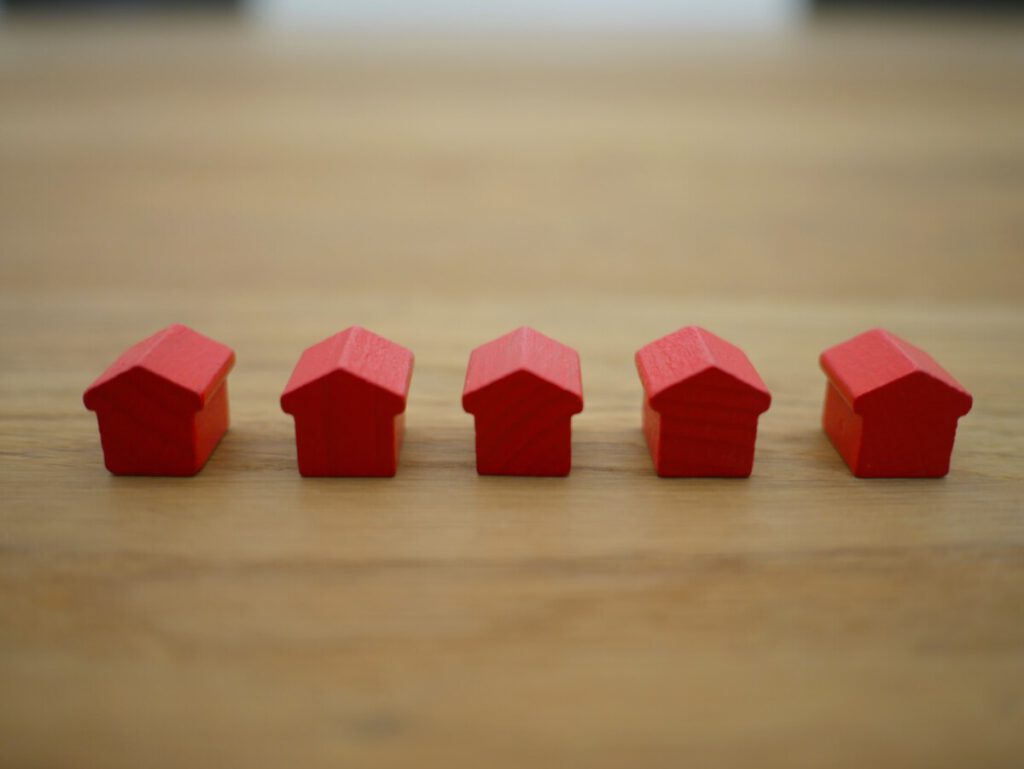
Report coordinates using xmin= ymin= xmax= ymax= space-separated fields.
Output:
xmin=83 ymin=324 xmax=235 ymax=412
xmin=280 ymin=326 xmax=413 ymax=414
xmin=635 ymin=326 xmax=771 ymax=413
xmin=820 ymin=328 xmax=972 ymax=415
xmin=462 ymin=326 xmax=583 ymax=414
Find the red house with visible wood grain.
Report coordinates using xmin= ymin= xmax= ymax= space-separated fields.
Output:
xmin=462 ymin=326 xmax=583 ymax=476
xmin=280 ymin=326 xmax=414 ymax=477
xmin=83 ymin=323 xmax=235 ymax=476
xmin=635 ymin=326 xmax=771 ymax=477
xmin=820 ymin=328 xmax=972 ymax=478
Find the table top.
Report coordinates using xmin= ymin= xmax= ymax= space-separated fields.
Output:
xmin=2 ymin=17 xmax=1023 ymax=769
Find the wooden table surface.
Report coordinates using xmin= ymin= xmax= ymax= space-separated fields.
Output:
xmin=1 ymin=17 xmax=1023 ymax=769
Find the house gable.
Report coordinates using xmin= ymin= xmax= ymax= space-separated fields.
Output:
xmin=282 ymin=367 xmax=408 ymax=416
xmin=280 ymin=327 xmax=413 ymax=416
xmin=649 ymin=365 xmax=771 ymax=416
xmin=462 ymin=367 xmax=583 ymax=417
xmin=462 ymin=327 xmax=582 ymax=415
xmin=636 ymin=326 xmax=769 ymax=414
xmin=855 ymin=369 xmax=973 ymax=418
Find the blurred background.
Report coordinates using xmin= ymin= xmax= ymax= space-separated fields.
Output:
xmin=0 ymin=0 xmax=1022 ymax=23
xmin=1 ymin=0 xmax=1022 ymax=312
xmin=1 ymin=0 xmax=1022 ymax=300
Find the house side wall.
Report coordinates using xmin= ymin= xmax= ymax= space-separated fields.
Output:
xmin=193 ymin=381 xmax=231 ymax=471
xmin=823 ymin=382 xmax=863 ymax=474
xmin=642 ymin=396 xmax=662 ymax=470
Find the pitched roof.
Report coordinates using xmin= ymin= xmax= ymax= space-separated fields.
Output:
xmin=635 ymin=326 xmax=770 ymax=412
xmin=820 ymin=328 xmax=972 ymax=415
xmin=462 ymin=326 xmax=583 ymax=414
xmin=280 ymin=326 xmax=413 ymax=414
xmin=83 ymin=324 xmax=235 ymax=411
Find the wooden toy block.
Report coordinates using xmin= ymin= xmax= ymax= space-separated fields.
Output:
xmin=280 ymin=326 xmax=414 ymax=477
xmin=635 ymin=326 xmax=771 ymax=477
xmin=462 ymin=326 xmax=583 ymax=476
xmin=83 ymin=324 xmax=235 ymax=476
xmin=820 ymin=328 xmax=972 ymax=478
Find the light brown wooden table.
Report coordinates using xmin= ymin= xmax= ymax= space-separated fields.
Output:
xmin=1 ymin=16 xmax=1023 ymax=769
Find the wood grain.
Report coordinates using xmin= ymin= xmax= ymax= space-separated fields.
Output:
xmin=1 ymin=17 xmax=1023 ymax=769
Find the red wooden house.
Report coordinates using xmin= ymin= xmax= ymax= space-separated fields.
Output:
xmin=280 ymin=326 xmax=414 ymax=477
xmin=83 ymin=323 xmax=235 ymax=476
xmin=635 ymin=326 xmax=771 ymax=477
xmin=462 ymin=326 xmax=583 ymax=476
xmin=820 ymin=328 xmax=973 ymax=477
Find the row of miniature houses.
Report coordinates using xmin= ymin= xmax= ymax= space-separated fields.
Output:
xmin=83 ymin=324 xmax=973 ymax=479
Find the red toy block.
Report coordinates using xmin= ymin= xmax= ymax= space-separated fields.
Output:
xmin=83 ymin=324 xmax=235 ymax=476
xmin=635 ymin=326 xmax=771 ymax=477
xmin=820 ymin=328 xmax=972 ymax=478
xmin=280 ymin=326 xmax=413 ymax=477
xmin=462 ymin=327 xmax=583 ymax=476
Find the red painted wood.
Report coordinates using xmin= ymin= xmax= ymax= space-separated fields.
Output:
xmin=820 ymin=328 xmax=972 ymax=477
xmin=635 ymin=326 xmax=771 ymax=477
xmin=83 ymin=324 xmax=235 ymax=476
xmin=462 ymin=327 xmax=583 ymax=476
xmin=280 ymin=326 xmax=414 ymax=477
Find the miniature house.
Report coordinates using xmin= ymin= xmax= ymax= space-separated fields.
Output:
xmin=280 ymin=326 xmax=414 ymax=477
xmin=820 ymin=328 xmax=973 ymax=478
xmin=83 ymin=323 xmax=236 ymax=476
xmin=462 ymin=326 xmax=583 ymax=476
xmin=635 ymin=326 xmax=771 ymax=477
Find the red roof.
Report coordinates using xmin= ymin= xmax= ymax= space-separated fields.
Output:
xmin=635 ymin=326 xmax=770 ymax=413
xmin=280 ymin=326 xmax=413 ymax=414
xmin=462 ymin=327 xmax=583 ymax=414
xmin=83 ymin=324 xmax=235 ymax=411
xmin=820 ymin=328 xmax=972 ymax=415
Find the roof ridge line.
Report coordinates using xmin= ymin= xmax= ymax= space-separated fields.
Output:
xmin=694 ymin=326 xmax=716 ymax=369
xmin=879 ymin=328 xmax=922 ymax=374
xmin=335 ymin=326 xmax=358 ymax=370
xmin=133 ymin=324 xmax=182 ymax=368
